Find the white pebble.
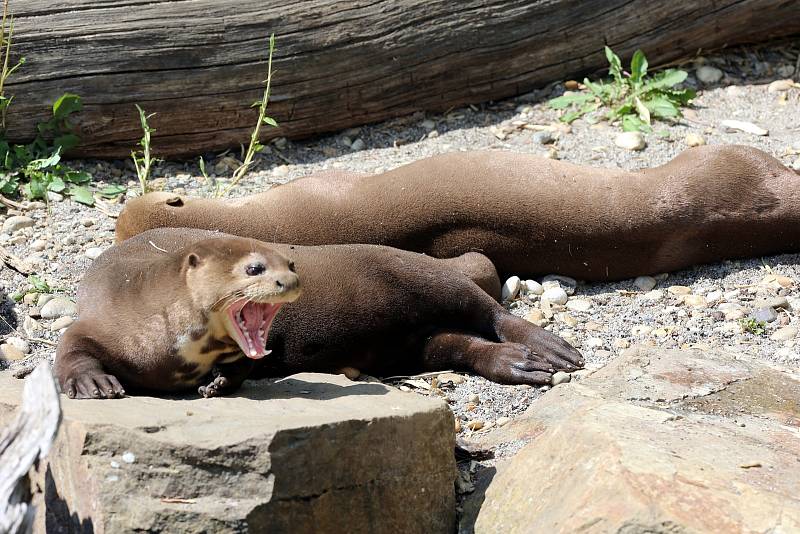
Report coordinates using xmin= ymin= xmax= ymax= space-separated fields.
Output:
xmin=770 ymin=327 xmax=797 ymax=341
xmin=767 ymin=79 xmax=795 ymax=93
xmin=5 ymin=336 xmax=30 ymax=354
xmin=121 ymin=451 xmax=136 ymax=464
xmin=501 ymin=276 xmax=521 ymax=301
xmin=551 ymin=371 xmax=571 ymax=386
xmin=542 ymin=287 xmax=568 ymax=305
xmin=350 ymin=138 xmax=365 ymax=151
xmin=3 ymin=216 xmax=35 ymax=234
xmin=496 ymin=416 xmax=511 ymax=427
xmin=50 ymin=316 xmax=74 ymax=331
xmin=565 ymin=299 xmax=592 ymax=312
xmin=40 ymin=297 xmax=77 ymax=319
xmin=541 ymin=275 xmax=576 ymax=294
xmin=696 ymin=65 xmax=723 ymax=84
xmin=30 ymin=239 xmax=48 ymax=252
xmin=643 ymin=290 xmax=664 ymax=302
xmin=522 ymin=280 xmax=543 ymax=296
xmin=85 ymin=247 xmax=105 ymax=260
xmin=685 ymin=133 xmax=706 ymax=147
xmin=614 ymin=131 xmax=646 ymax=151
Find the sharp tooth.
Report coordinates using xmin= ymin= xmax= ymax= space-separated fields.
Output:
xmin=264 ymin=350 xmax=272 ymax=356
xmin=250 ymin=349 xmax=258 ymax=357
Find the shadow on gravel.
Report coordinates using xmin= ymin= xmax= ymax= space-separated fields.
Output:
xmin=0 ymin=291 xmax=18 ymax=336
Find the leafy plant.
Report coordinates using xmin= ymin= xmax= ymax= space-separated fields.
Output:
xmin=0 ymin=93 xmax=94 ymax=204
xmin=218 ymin=33 xmax=278 ymax=197
xmin=10 ymin=274 xmax=60 ymax=302
xmin=131 ymin=104 xmax=160 ymax=195
xmin=739 ymin=318 xmax=766 ymax=336
xmin=549 ymin=47 xmax=695 ymax=132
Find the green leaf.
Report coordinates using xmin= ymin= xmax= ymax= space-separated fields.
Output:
xmin=47 ymin=176 xmax=66 ymax=192
xmin=605 ymin=46 xmax=623 ymax=82
xmin=622 ymin=114 xmax=650 ymax=132
xmin=27 ymin=149 xmax=61 ymax=170
xmin=64 ymin=170 xmax=92 ymax=184
xmin=99 ymin=184 xmax=127 ymax=198
xmin=0 ymin=175 xmax=18 ymax=194
xmin=262 ymin=116 xmax=278 ymax=127
xmin=560 ymin=110 xmax=584 ymax=123
xmin=644 ymin=96 xmax=680 ymax=118
xmin=28 ymin=275 xmax=51 ymax=293
xmin=52 ymin=93 xmax=82 ymax=120
xmin=68 ymin=185 xmax=95 ymax=206
xmin=634 ymin=97 xmax=651 ymax=124
xmin=630 ymin=50 xmax=648 ymax=83
xmin=643 ymin=69 xmax=687 ymax=90
xmin=664 ymin=87 xmax=696 ymax=105
xmin=548 ymin=92 xmax=594 ymax=109
xmin=27 ymin=177 xmax=46 ymax=199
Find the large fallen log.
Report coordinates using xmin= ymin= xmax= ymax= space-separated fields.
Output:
xmin=0 ymin=364 xmax=62 ymax=534
xmin=6 ymin=0 xmax=800 ymax=158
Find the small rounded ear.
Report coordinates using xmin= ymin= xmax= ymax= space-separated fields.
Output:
xmin=165 ymin=196 xmax=184 ymax=207
xmin=186 ymin=253 xmax=201 ymax=269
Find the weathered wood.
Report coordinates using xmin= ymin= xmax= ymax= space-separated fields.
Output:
xmin=0 ymin=364 xmax=62 ymax=534
xmin=4 ymin=0 xmax=800 ymax=158
xmin=0 ymin=245 xmax=33 ymax=274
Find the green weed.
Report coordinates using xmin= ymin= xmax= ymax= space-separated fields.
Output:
xmin=549 ymin=47 xmax=695 ymax=132
xmin=739 ymin=318 xmax=767 ymax=336
xmin=131 ymin=104 xmax=160 ymax=195
xmin=218 ymin=33 xmax=279 ymax=197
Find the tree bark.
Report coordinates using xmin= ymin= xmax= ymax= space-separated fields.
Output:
xmin=5 ymin=0 xmax=800 ymax=158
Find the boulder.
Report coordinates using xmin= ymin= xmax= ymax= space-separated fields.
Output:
xmin=464 ymin=346 xmax=800 ymax=533
xmin=0 ymin=371 xmax=455 ymax=533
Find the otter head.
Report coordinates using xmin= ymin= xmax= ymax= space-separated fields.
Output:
xmin=116 ymin=192 xmax=188 ymax=242
xmin=182 ymin=237 xmax=301 ymax=359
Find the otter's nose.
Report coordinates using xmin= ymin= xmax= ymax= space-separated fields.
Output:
xmin=274 ymin=272 xmax=300 ymax=293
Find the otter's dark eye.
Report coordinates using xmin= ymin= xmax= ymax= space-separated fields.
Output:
xmin=288 ymin=261 xmax=296 ymax=272
xmin=246 ymin=263 xmax=266 ymax=276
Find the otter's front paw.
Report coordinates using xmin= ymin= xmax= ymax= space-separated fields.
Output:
xmin=197 ymin=374 xmax=230 ymax=398
xmin=64 ymin=372 xmax=126 ymax=399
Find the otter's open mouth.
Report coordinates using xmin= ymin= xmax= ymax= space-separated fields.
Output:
xmin=225 ymin=300 xmax=284 ymax=359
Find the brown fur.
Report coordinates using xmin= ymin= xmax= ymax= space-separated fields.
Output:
xmin=115 ymin=145 xmax=800 ymax=280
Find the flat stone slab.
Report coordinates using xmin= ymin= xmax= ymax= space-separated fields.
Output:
xmin=0 ymin=371 xmax=455 ymax=533
xmin=463 ymin=347 xmax=800 ymax=533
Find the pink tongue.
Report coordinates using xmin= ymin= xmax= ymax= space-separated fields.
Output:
xmin=241 ymin=303 xmax=265 ymax=352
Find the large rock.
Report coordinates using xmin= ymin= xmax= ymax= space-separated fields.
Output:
xmin=464 ymin=346 xmax=800 ymax=533
xmin=0 ymin=371 xmax=455 ymax=533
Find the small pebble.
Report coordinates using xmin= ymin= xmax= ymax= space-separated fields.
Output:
xmin=3 ymin=216 xmax=35 ymax=234
xmin=467 ymin=393 xmax=480 ymax=404
xmin=696 ymin=65 xmax=723 ymax=84
xmin=110 ymin=461 xmax=121 ymax=469
xmin=38 ymin=294 xmax=54 ymax=307
xmin=81 ymin=218 xmax=96 ymax=227
xmin=551 ymin=371 xmax=571 ymax=386
xmin=767 ymin=79 xmax=795 ymax=93
xmin=438 ymin=373 xmax=466 ymax=385
xmin=466 ymin=421 xmax=484 ymax=431
xmin=532 ymin=131 xmax=555 ymax=145
xmin=40 ymin=297 xmax=77 ymax=319
xmin=685 ymin=133 xmax=706 ymax=147
xmin=85 ymin=247 xmax=104 ymax=260
xmin=5 ymin=337 xmax=30 ymax=354
xmin=495 ymin=416 xmax=511 ymax=427
xmin=121 ymin=451 xmax=136 ymax=464
xmin=50 ymin=316 xmax=74 ymax=331
xmin=613 ymin=338 xmax=630 ymax=349
xmin=525 ymin=309 xmax=547 ymax=327
xmin=668 ymin=285 xmax=692 ymax=296
xmin=559 ymin=313 xmax=578 ymax=327
xmin=421 ymin=119 xmax=436 ymax=131
xmin=751 ymin=307 xmax=778 ymax=323
xmin=565 ymin=299 xmax=592 ymax=312
xmin=0 ymin=344 xmax=25 ymax=361
xmin=541 ymin=275 xmax=577 ymax=294
xmin=634 ymin=276 xmax=657 ymax=291
xmin=614 ymin=131 xmax=646 ymax=151
xmin=30 ymin=240 xmax=48 ymax=252
xmin=542 ymin=287 xmax=568 ymax=305
xmin=522 ymin=280 xmax=543 ymax=296
xmin=350 ymin=138 xmax=365 ymax=151
xmin=770 ymin=326 xmax=797 ymax=341
xmin=501 ymin=276 xmax=521 ymax=301
xmin=683 ymin=295 xmax=708 ymax=308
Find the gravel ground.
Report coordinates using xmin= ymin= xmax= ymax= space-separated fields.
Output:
xmin=1 ymin=41 xmax=799 ymax=450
